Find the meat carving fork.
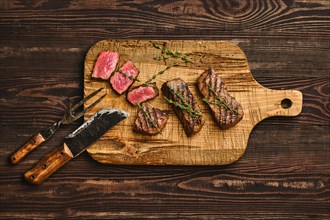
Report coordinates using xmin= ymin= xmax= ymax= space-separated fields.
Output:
xmin=10 ymin=88 xmax=106 ymax=164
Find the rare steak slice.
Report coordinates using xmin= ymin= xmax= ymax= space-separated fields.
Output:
xmin=92 ymin=51 xmax=119 ymax=80
xmin=134 ymin=103 xmax=169 ymax=135
xmin=110 ymin=60 xmax=139 ymax=94
xmin=196 ymin=67 xmax=244 ymax=130
xmin=127 ymin=83 xmax=159 ymax=105
xmin=161 ymin=78 xmax=205 ymax=136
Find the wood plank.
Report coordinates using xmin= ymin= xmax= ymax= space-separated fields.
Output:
xmin=1 ymin=0 xmax=329 ymax=36
xmin=0 ymin=0 xmax=329 ymax=219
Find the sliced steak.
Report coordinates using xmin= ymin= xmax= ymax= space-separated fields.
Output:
xmin=110 ymin=60 xmax=139 ymax=94
xmin=161 ymin=78 xmax=205 ymax=136
xmin=196 ymin=67 xmax=244 ymax=130
xmin=134 ymin=103 xmax=169 ymax=135
xmin=127 ymin=83 xmax=159 ymax=106
xmin=92 ymin=51 xmax=119 ymax=80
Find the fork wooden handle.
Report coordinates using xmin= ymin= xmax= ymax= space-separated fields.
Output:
xmin=10 ymin=133 xmax=45 ymax=164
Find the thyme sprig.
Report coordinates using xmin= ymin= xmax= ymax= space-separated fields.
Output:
xmin=151 ymin=42 xmax=194 ymax=64
xmin=151 ymin=41 xmax=162 ymax=50
xmin=164 ymin=91 xmax=201 ymax=118
xmin=116 ymin=68 xmax=141 ymax=82
xmin=141 ymin=62 xmax=178 ymax=86
xmin=205 ymin=84 xmax=238 ymax=114
xmin=136 ymin=103 xmax=160 ymax=132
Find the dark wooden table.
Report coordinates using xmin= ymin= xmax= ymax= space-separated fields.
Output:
xmin=1 ymin=1 xmax=329 ymax=219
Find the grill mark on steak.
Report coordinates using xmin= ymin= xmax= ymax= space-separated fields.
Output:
xmin=161 ymin=78 xmax=205 ymax=137
xmin=141 ymin=108 xmax=149 ymax=130
xmin=133 ymin=103 xmax=169 ymax=135
xmin=197 ymin=67 xmax=244 ymax=130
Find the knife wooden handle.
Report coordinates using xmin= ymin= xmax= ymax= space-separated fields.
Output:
xmin=24 ymin=143 xmax=73 ymax=184
xmin=11 ymin=133 xmax=46 ymax=165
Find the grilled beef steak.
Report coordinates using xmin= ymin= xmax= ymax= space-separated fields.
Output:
xmin=197 ymin=67 xmax=244 ymax=129
xmin=92 ymin=51 xmax=119 ymax=80
xmin=134 ymin=103 xmax=169 ymax=135
xmin=110 ymin=60 xmax=139 ymax=94
xmin=127 ymin=83 xmax=159 ymax=105
xmin=161 ymin=78 xmax=205 ymax=136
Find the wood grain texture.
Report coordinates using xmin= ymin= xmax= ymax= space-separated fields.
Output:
xmin=84 ymin=40 xmax=303 ymax=165
xmin=10 ymin=132 xmax=45 ymax=164
xmin=0 ymin=0 xmax=329 ymax=219
xmin=24 ymin=143 xmax=73 ymax=184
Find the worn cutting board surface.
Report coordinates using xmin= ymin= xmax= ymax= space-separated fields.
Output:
xmin=84 ymin=40 xmax=302 ymax=165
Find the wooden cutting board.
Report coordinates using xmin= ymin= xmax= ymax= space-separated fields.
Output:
xmin=84 ymin=40 xmax=302 ymax=165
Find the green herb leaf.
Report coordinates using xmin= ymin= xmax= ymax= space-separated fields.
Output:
xmin=151 ymin=42 xmax=162 ymax=50
xmin=206 ymin=84 xmax=238 ymax=114
xmin=151 ymin=42 xmax=194 ymax=65
xmin=136 ymin=103 xmax=159 ymax=130
xmin=116 ymin=68 xmax=141 ymax=82
xmin=141 ymin=63 xmax=176 ymax=86
xmin=164 ymin=91 xmax=201 ymax=118
xmin=182 ymin=56 xmax=194 ymax=64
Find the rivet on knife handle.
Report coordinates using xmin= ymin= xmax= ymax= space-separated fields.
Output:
xmin=24 ymin=143 xmax=73 ymax=185
xmin=11 ymin=133 xmax=45 ymax=164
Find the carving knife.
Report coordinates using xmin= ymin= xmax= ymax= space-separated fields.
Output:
xmin=24 ymin=108 xmax=128 ymax=184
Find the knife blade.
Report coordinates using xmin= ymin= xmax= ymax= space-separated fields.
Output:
xmin=10 ymin=88 xmax=106 ymax=165
xmin=24 ymin=108 xmax=128 ymax=184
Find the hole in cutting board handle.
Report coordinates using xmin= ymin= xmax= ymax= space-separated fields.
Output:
xmin=281 ymin=98 xmax=292 ymax=109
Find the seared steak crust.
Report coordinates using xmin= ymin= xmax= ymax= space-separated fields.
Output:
xmin=134 ymin=103 xmax=169 ymax=135
xmin=196 ymin=67 xmax=244 ymax=129
xmin=161 ymin=78 xmax=205 ymax=136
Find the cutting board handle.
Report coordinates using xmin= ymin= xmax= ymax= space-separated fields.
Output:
xmin=258 ymin=88 xmax=303 ymax=120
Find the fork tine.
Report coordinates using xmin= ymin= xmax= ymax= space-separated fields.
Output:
xmin=72 ymin=93 xmax=107 ymax=120
xmin=84 ymin=93 xmax=107 ymax=113
xmin=71 ymin=88 xmax=103 ymax=111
